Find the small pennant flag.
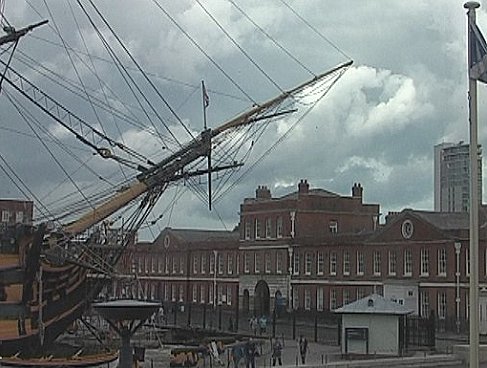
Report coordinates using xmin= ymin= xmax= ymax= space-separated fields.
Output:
xmin=202 ymin=81 xmax=210 ymax=108
xmin=469 ymin=22 xmax=487 ymax=83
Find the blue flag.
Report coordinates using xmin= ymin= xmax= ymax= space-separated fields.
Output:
xmin=469 ymin=22 xmax=487 ymax=83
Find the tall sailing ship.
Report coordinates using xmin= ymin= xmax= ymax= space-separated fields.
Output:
xmin=0 ymin=1 xmax=351 ymax=356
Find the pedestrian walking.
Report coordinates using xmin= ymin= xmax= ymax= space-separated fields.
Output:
xmin=245 ymin=340 xmax=258 ymax=368
xmin=298 ymin=335 xmax=308 ymax=365
xmin=258 ymin=315 xmax=267 ymax=335
xmin=250 ymin=316 xmax=258 ymax=335
xmin=272 ymin=338 xmax=283 ymax=366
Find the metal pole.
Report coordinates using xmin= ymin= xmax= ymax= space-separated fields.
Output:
xmin=213 ymin=250 xmax=218 ymax=309
xmin=464 ymin=3 xmax=481 ymax=367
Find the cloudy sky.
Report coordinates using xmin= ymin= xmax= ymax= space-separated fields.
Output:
xmin=1 ymin=1 xmax=486 ymax=239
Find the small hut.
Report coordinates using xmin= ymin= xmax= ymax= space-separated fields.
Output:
xmin=334 ymin=294 xmax=413 ymax=356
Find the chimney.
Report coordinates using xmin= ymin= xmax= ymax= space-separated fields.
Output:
xmin=256 ymin=185 xmax=271 ymax=199
xmin=298 ymin=179 xmax=309 ymax=195
xmin=352 ymin=183 xmax=363 ymax=199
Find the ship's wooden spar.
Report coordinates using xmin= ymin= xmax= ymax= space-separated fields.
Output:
xmin=61 ymin=60 xmax=353 ymax=236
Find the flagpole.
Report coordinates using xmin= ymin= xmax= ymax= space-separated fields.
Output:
xmin=465 ymin=2 xmax=480 ymax=368
xmin=202 ymin=80 xmax=208 ymax=130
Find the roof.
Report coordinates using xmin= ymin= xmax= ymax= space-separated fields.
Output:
xmin=154 ymin=227 xmax=239 ymax=244
xmin=280 ymin=188 xmax=340 ymax=200
xmin=334 ymin=294 xmax=413 ymax=315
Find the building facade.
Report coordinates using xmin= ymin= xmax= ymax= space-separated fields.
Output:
xmin=434 ymin=142 xmax=482 ymax=212
xmin=0 ymin=199 xmax=33 ymax=231
xmin=117 ymin=180 xmax=487 ymax=332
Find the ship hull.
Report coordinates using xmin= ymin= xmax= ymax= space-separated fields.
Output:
xmin=0 ymin=226 xmax=107 ymax=357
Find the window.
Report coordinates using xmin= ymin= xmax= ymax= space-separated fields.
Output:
xmin=193 ymin=255 xmax=198 ymax=274
xmin=420 ymin=291 xmax=429 ymax=318
xmin=330 ymin=252 xmax=337 ymax=275
xmin=265 ymin=252 xmax=271 ymax=274
xmin=217 ymin=285 xmax=223 ymax=305
xmin=15 ymin=211 xmax=23 ymax=223
xmin=330 ymin=289 xmax=337 ymax=310
xmin=236 ymin=254 xmax=240 ymax=275
xmin=244 ymin=253 xmax=250 ymax=273
xmin=151 ymin=258 xmax=156 ymax=273
xmin=343 ymin=290 xmax=350 ymax=306
xmin=200 ymin=285 xmax=205 ymax=303
xmin=438 ymin=248 xmax=447 ymax=276
xmin=293 ymin=288 xmax=299 ymax=310
xmin=218 ymin=253 xmax=224 ymax=274
xmin=192 ymin=285 xmax=197 ymax=302
xmin=304 ymin=289 xmax=311 ymax=310
xmin=373 ymin=251 xmax=381 ymax=276
xmin=388 ymin=251 xmax=396 ymax=276
xmin=343 ymin=252 xmax=350 ymax=276
xmin=265 ymin=218 xmax=272 ymax=238
xmin=293 ymin=252 xmax=300 ymax=275
xmin=227 ymin=286 xmax=232 ymax=306
xmin=404 ymin=249 xmax=412 ymax=276
xmin=227 ymin=254 xmax=233 ymax=274
xmin=164 ymin=284 xmax=169 ymax=301
xmin=171 ymin=285 xmax=176 ymax=301
xmin=245 ymin=220 xmax=251 ymax=240
xmin=165 ymin=256 xmax=169 ymax=274
xmin=276 ymin=252 xmax=282 ymax=274
xmin=421 ymin=248 xmax=429 ymax=276
xmin=179 ymin=285 xmax=184 ymax=302
xmin=255 ymin=218 xmax=261 ymax=239
xmin=329 ymin=220 xmax=338 ymax=233
xmin=1 ymin=210 xmax=9 ymax=223
xmin=158 ymin=257 xmax=163 ymax=273
xmin=317 ymin=252 xmax=324 ymax=275
xmin=357 ymin=251 xmax=364 ymax=275
xmin=201 ymin=254 xmax=206 ymax=274
xmin=276 ymin=216 xmax=283 ymax=238
xmin=317 ymin=288 xmax=324 ymax=311
xmin=179 ymin=256 xmax=184 ymax=274
xmin=466 ymin=248 xmax=470 ymax=276
xmin=357 ymin=288 xmax=365 ymax=300
xmin=138 ymin=257 xmax=143 ymax=273
xmin=305 ymin=253 xmax=312 ymax=275
xmin=172 ymin=256 xmax=177 ymax=274
xmin=254 ymin=252 xmax=260 ymax=273
xmin=209 ymin=254 xmax=215 ymax=275
xmin=209 ymin=285 xmax=214 ymax=305
xmin=438 ymin=292 xmax=447 ymax=319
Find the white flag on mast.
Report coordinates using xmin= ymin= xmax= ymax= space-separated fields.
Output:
xmin=469 ymin=21 xmax=487 ymax=83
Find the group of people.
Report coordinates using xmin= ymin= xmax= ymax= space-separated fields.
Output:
xmin=249 ymin=315 xmax=268 ymax=335
xmin=270 ymin=335 xmax=308 ymax=366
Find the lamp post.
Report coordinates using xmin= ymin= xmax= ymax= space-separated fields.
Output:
xmin=455 ymin=242 xmax=462 ymax=334
xmin=213 ymin=250 xmax=218 ymax=309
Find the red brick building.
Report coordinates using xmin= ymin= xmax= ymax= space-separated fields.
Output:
xmin=0 ymin=199 xmax=33 ymax=229
xmin=117 ymin=180 xmax=487 ymax=332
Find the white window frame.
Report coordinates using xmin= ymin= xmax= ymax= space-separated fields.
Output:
xmin=209 ymin=254 xmax=215 ymax=275
xmin=180 ymin=256 xmax=184 ymax=274
xmin=276 ymin=252 xmax=282 ymax=274
xmin=265 ymin=218 xmax=272 ymax=238
xmin=293 ymin=252 xmax=300 ymax=275
xmin=466 ymin=248 xmax=470 ymax=276
xmin=276 ymin=216 xmax=283 ymax=238
xmin=226 ymin=286 xmax=232 ymax=306
xmin=193 ymin=255 xmax=198 ymax=274
xmin=192 ymin=284 xmax=197 ymax=302
xmin=373 ymin=251 xmax=381 ymax=276
xmin=1 ymin=210 xmax=9 ymax=223
xmin=209 ymin=285 xmax=214 ymax=305
xmin=201 ymin=254 xmax=206 ymax=274
xmin=304 ymin=289 xmax=311 ymax=310
xmin=330 ymin=289 xmax=337 ymax=310
xmin=388 ymin=251 xmax=396 ymax=276
xmin=343 ymin=290 xmax=350 ymax=306
xmin=329 ymin=220 xmax=338 ymax=233
xmin=179 ymin=285 xmax=184 ymax=302
xmin=244 ymin=253 xmax=250 ymax=273
xmin=200 ymin=285 xmax=205 ymax=303
xmin=420 ymin=291 xmax=429 ymax=318
xmin=305 ymin=253 xmax=312 ymax=275
xmin=245 ymin=220 xmax=251 ymax=240
xmin=227 ymin=254 xmax=233 ymax=275
xmin=317 ymin=252 xmax=324 ymax=275
xmin=343 ymin=251 xmax=350 ymax=276
xmin=438 ymin=248 xmax=447 ymax=276
xmin=265 ymin=252 xmax=271 ymax=274
xmin=317 ymin=288 xmax=324 ymax=311
xmin=404 ymin=249 xmax=412 ymax=276
xmin=15 ymin=211 xmax=23 ymax=224
xmin=357 ymin=251 xmax=364 ymax=276
xmin=254 ymin=252 xmax=260 ymax=274
xmin=330 ymin=252 xmax=337 ymax=276
xmin=420 ymin=248 xmax=429 ymax=276
xmin=255 ymin=218 xmax=261 ymax=239
xmin=437 ymin=292 xmax=447 ymax=319
xmin=218 ymin=253 xmax=224 ymax=275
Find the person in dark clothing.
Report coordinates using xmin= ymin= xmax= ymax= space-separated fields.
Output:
xmin=272 ymin=338 xmax=283 ymax=366
xmin=298 ymin=335 xmax=308 ymax=365
xmin=245 ymin=340 xmax=258 ymax=368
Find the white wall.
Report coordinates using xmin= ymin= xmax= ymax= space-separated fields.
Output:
xmin=383 ymin=283 xmax=418 ymax=315
xmin=342 ymin=314 xmax=400 ymax=356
